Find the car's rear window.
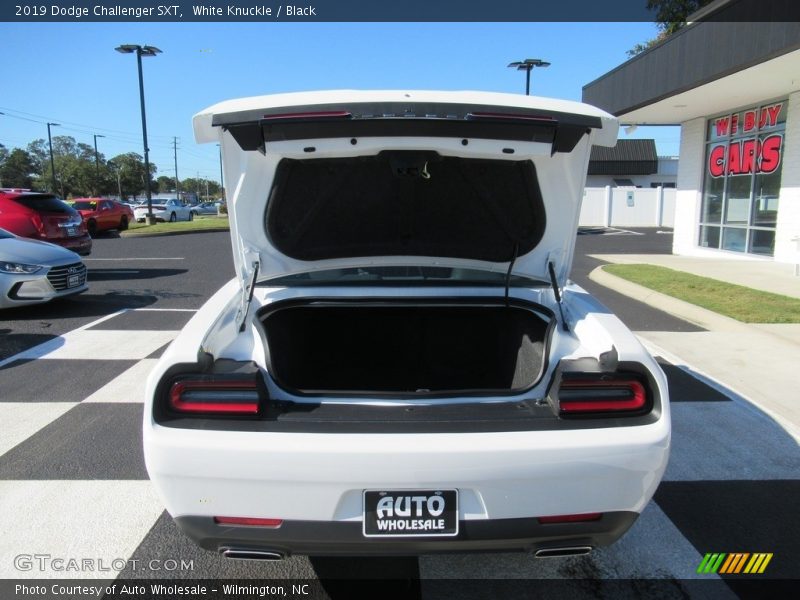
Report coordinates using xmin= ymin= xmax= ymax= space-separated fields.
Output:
xmin=73 ymin=201 xmax=98 ymax=210
xmin=10 ymin=194 xmax=73 ymax=213
xmin=265 ymin=153 xmax=546 ymax=263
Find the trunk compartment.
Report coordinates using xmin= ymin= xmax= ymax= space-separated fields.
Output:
xmin=260 ymin=301 xmax=551 ymax=395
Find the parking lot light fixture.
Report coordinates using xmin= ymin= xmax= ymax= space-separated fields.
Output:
xmin=507 ymin=59 xmax=550 ymax=95
xmin=116 ymin=44 xmax=162 ymax=224
xmin=46 ymin=122 xmax=60 ymax=194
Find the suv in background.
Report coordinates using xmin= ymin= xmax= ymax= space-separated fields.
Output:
xmin=0 ymin=190 xmax=92 ymax=256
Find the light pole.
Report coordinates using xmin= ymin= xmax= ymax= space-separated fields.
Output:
xmin=507 ymin=59 xmax=550 ymax=95
xmin=115 ymin=44 xmax=161 ymax=224
xmin=93 ymin=134 xmax=105 ymax=196
xmin=46 ymin=122 xmax=60 ymax=194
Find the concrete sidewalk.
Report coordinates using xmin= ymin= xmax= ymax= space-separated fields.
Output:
xmin=588 ymin=254 xmax=800 ymax=441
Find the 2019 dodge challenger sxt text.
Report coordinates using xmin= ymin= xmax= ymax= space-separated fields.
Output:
xmin=144 ymin=90 xmax=670 ymax=559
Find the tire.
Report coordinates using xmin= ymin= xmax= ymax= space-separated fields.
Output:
xmin=169 ymin=212 xmax=177 ymax=222
xmin=87 ymin=219 xmax=97 ymax=237
xmin=119 ymin=216 xmax=128 ymax=231
xmin=189 ymin=211 xmax=194 ymax=221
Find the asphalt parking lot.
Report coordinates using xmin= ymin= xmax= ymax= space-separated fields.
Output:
xmin=1 ymin=228 xmax=796 ymax=599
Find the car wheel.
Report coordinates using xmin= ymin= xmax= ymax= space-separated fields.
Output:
xmin=189 ymin=211 xmax=194 ymax=221
xmin=119 ymin=216 xmax=129 ymax=231
xmin=87 ymin=219 xmax=97 ymax=236
xmin=169 ymin=212 xmax=177 ymax=222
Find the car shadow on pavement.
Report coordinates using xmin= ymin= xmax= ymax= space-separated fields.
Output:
xmin=88 ymin=268 xmax=188 ymax=281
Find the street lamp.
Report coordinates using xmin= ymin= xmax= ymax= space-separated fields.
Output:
xmin=507 ymin=58 xmax=550 ymax=95
xmin=93 ymin=134 xmax=105 ymax=196
xmin=46 ymin=122 xmax=60 ymax=194
xmin=115 ymin=43 xmax=161 ymax=224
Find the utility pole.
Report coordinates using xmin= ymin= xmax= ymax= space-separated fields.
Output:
xmin=217 ymin=143 xmax=224 ymax=200
xmin=93 ymin=134 xmax=105 ymax=196
xmin=173 ymin=136 xmax=180 ymax=202
xmin=46 ymin=122 xmax=60 ymax=193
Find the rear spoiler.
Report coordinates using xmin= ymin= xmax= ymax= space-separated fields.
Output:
xmin=211 ymin=102 xmax=604 ymax=155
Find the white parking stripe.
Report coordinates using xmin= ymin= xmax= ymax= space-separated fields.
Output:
xmin=83 ymin=359 xmax=159 ymax=404
xmin=0 ymin=481 xmax=164 ymax=579
xmin=12 ymin=330 xmax=179 ymax=361
xmin=0 ymin=403 xmax=78 ymax=458
xmin=84 ymin=257 xmax=185 ymax=261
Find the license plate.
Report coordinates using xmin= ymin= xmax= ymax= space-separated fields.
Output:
xmin=65 ymin=227 xmax=78 ymax=237
xmin=67 ymin=274 xmax=82 ymax=288
xmin=363 ymin=490 xmax=458 ymax=537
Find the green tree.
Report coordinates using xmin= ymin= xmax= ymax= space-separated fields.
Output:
xmin=0 ymin=148 xmax=38 ymax=189
xmin=628 ymin=0 xmax=714 ymax=57
xmin=27 ymin=136 xmax=101 ymax=197
xmin=107 ymin=152 xmax=157 ymax=201
xmin=156 ymin=175 xmax=177 ymax=194
xmin=181 ymin=177 xmax=222 ymax=202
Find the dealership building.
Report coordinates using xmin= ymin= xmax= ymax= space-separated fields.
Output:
xmin=583 ymin=0 xmax=800 ymax=263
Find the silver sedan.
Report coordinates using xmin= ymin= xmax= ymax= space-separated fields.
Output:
xmin=0 ymin=227 xmax=88 ymax=309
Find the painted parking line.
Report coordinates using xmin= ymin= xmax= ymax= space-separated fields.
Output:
xmin=0 ymin=480 xmax=164 ymax=579
xmin=84 ymin=257 xmax=186 ymax=261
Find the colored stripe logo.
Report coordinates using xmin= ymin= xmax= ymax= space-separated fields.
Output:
xmin=697 ymin=553 xmax=773 ymax=574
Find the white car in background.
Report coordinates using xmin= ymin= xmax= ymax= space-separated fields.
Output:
xmin=133 ymin=198 xmax=193 ymax=223
xmin=0 ymin=227 xmax=88 ymax=308
xmin=144 ymin=90 xmax=670 ymax=559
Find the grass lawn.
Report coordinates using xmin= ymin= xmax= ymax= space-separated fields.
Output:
xmin=123 ymin=215 xmax=229 ymax=236
xmin=603 ymin=263 xmax=800 ymax=324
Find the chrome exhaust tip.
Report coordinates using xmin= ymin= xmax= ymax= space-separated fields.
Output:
xmin=534 ymin=546 xmax=593 ymax=558
xmin=221 ymin=548 xmax=286 ymax=561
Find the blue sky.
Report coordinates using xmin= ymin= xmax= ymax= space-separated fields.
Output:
xmin=0 ymin=22 xmax=679 ymax=183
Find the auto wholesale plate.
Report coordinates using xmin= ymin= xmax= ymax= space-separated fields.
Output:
xmin=363 ymin=490 xmax=458 ymax=537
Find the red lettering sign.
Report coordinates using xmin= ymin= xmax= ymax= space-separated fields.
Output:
xmin=707 ymin=135 xmax=783 ymax=177
xmin=759 ymin=134 xmax=782 ymax=174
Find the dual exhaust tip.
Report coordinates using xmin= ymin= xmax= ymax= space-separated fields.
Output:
xmin=221 ymin=546 xmax=592 ymax=561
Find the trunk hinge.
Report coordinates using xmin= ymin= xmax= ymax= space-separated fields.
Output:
xmin=236 ymin=260 xmax=260 ymax=332
xmin=548 ymin=260 xmax=569 ymax=332
xmin=504 ymin=242 xmax=520 ymax=308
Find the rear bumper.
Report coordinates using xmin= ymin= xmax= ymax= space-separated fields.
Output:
xmin=176 ymin=512 xmax=639 ymax=557
xmin=54 ymin=235 xmax=92 ymax=256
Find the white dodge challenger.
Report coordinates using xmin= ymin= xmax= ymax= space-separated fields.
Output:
xmin=143 ymin=90 xmax=670 ymax=560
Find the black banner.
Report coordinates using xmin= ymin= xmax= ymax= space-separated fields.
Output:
xmin=3 ymin=0 xmax=665 ymax=23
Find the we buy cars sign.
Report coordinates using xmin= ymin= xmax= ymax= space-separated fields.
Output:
xmin=707 ymin=102 xmax=784 ymax=178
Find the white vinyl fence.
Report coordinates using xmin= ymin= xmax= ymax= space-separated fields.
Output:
xmin=579 ymin=186 xmax=676 ymax=228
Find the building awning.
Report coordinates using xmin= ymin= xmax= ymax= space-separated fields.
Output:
xmin=588 ymin=139 xmax=658 ymax=175
xmin=581 ymin=0 xmax=800 ymax=124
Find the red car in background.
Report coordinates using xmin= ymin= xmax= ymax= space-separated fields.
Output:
xmin=0 ymin=189 xmax=92 ymax=255
xmin=71 ymin=198 xmax=134 ymax=236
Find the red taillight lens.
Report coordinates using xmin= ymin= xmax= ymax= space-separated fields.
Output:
xmin=30 ymin=214 xmax=46 ymax=237
xmin=538 ymin=513 xmax=602 ymax=524
xmin=214 ymin=517 xmax=283 ymax=528
xmin=169 ymin=379 xmax=260 ymax=415
xmin=558 ymin=378 xmax=647 ymax=415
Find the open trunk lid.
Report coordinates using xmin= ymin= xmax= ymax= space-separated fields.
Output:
xmin=193 ymin=90 xmax=617 ymax=299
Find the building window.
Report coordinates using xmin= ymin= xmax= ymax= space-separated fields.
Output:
xmin=699 ymin=100 xmax=786 ymax=256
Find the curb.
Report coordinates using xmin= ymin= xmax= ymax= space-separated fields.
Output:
xmin=119 ymin=227 xmax=230 ymax=239
xmin=588 ymin=265 xmax=754 ymax=333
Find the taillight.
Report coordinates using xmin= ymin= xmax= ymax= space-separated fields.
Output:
xmin=30 ymin=213 xmax=46 ymax=237
xmin=557 ymin=377 xmax=647 ymax=416
xmin=169 ymin=378 xmax=260 ymax=415
xmin=214 ymin=517 xmax=283 ymax=528
xmin=538 ymin=513 xmax=602 ymax=524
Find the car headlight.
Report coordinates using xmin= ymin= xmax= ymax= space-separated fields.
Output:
xmin=0 ymin=261 xmax=43 ymax=274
